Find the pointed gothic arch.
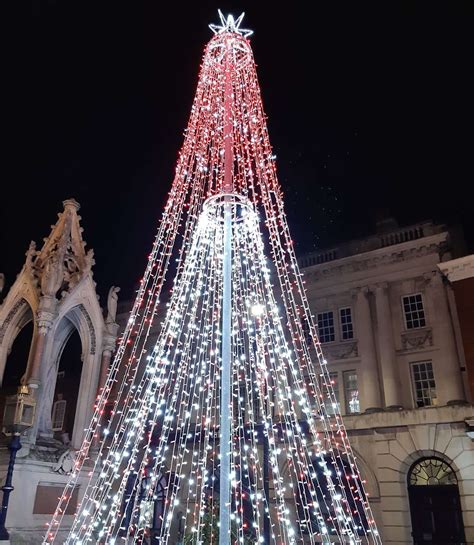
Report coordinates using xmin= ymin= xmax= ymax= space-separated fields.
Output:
xmin=0 ymin=297 xmax=35 ymax=387
xmin=34 ymin=299 xmax=104 ymax=448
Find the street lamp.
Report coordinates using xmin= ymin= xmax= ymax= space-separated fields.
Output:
xmin=0 ymin=385 xmax=36 ymax=542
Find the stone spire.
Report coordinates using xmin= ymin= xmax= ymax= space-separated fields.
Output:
xmin=30 ymin=198 xmax=95 ymax=297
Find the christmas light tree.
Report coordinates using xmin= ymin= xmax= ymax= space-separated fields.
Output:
xmin=44 ymin=12 xmax=382 ymax=545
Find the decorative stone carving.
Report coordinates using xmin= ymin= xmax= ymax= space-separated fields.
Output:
xmin=79 ymin=304 xmax=97 ymax=355
xmin=103 ymin=330 xmax=118 ymax=354
xmin=52 ymin=449 xmax=76 ymax=475
xmin=36 ymin=309 xmax=57 ymax=335
xmin=439 ymin=255 xmax=474 ymax=282
xmin=40 ymin=253 xmax=64 ymax=297
xmin=324 ymin=341 xmax=359 ymax=360
xmin=399 ymin=328 xmax=433 ymax=352
xmin=32 ymin=198 xmax=96 ymax=298
xmin=84 ymin=249 xmax=95 ymax=275
xmin=0 ymin=299 xmax=27 ymax=343
xmin=306 ymin=238 xmax=447 ymax=280
xmin=106 ymin=286 xmax=120 ymax=324
xmin=24 ymin=241 xmax=37 ymax=273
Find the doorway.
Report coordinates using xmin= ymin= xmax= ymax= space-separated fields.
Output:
xmin=408 ymin=457 xmax=466 ymax=545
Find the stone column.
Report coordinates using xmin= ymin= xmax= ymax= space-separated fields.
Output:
xmin=373 ymin=283 xmax=403 ymax=409
xmin=25 ymin=297 xmax=58 ymax=443
xmin=426 ymin=271 xmax=465 ymax=404
xmin=25 ymin=303 xmax=56 ymax=389
xmin=98 ymin=348 xmax=112 ymax=396
xmin=352 ymin=287 xmax=382 ymax=411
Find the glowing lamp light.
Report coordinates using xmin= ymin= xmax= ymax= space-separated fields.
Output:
xmin=2 ymin=385 xmax=36 ymax=435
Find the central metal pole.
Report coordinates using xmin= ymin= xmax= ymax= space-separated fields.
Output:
xmin=219 ymin=35 xmax=233 ymax=545
xmin=219 ymin=203 xmax=232 ymax=545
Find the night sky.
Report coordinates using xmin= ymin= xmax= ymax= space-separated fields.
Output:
xmin=3 ymin=2 xmax=473 ymax=302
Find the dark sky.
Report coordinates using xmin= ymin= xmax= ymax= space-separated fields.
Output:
xmin=3 ymin=1 xmax=473 ymax=302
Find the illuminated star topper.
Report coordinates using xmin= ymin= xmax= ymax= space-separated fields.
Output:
xmin=209 ymin=10 xmax=253 ymax=38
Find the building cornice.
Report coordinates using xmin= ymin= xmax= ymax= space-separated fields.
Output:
xmin=340 ymin=403 xmax=474 ymax=433
xmin=302 ymin=232 xmax=448 ymax=281
xmin=438 ymin=254 xmax=474 ymax=282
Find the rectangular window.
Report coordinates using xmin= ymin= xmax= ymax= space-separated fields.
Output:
xmin=343 ymin=371 xmax=360 ymax=414
xmin=411 ymin=361 xmax=437 ymax=407
xmin=403 ymin=293 xmax=426 ymax=329
xmin=339 ymin=307 xmax=354 ymax=340
xmin=322 ymin=372 xmax=340 ymax=415
xmin=52 ymin=399 xmax=67 ymax=431
xmin=317 ymin=311 xmax=335 ymax=343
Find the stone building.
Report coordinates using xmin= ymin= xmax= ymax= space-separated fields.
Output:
xmin=0 ymin=199 xmax=119 ymax=544
xmin=298 ymin=218 xmax=474 ymax=544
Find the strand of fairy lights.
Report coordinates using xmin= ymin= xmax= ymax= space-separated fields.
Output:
xmin=237 ymin=221 xmax=300 ymax=544
xmin=128 ymin=202 xmax=364 ymax=540
xmin=66 ymin=212 xmax=217 ymax=543
xmin=124 ymin=208 xmax=224 ymax=543
xmin=45 ymin=18 xmax=381 ymax=545
xmin=72 ymin=211 xmax=213 ymax=539
xmin=244 ymin=213 xmax=344 ymax=543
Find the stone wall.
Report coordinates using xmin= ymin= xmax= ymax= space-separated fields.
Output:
xmin=345 ymin=404 xmax=474 ymax=544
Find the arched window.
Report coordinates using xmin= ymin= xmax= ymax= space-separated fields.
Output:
xmin=408 ymin=457 xmax=465 ymax=545
xmin=51 ymin=397 xmax=67 ymax=431
xmin=409 ymin=457 xmax=457 ymax=486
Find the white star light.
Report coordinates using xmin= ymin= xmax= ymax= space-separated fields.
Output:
xmin=209 ymin=10 xmax=253 ymax=38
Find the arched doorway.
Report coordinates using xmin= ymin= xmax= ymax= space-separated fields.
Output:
xmin=51 ymin=327 xmax=83 ymax=444
xmin=0 ymin=320 xmax=33 ymax=430
xmin=408 ymin=457 xmax=466 ymax=545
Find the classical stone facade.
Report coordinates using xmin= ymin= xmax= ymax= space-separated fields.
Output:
xmin=299 ymin=219 xmax=474 ymax=544
xmin=0 ymin=199 xmax=119 ymax=544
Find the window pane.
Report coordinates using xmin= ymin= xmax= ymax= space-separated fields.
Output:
xmin=403 ymin=294 xmax=426 ymax=330
xmin=411 ymin=361 xmax=436 ymax=407
xmin=343 ymin=371 xmax=359 ymax=414
xmin=317 ymin=311 xmax=335 ymax=343
xmin=339 ymin=307 xmax=354 ymax=340
xmin=321 ymin=372 xmax=340 ymax=415
xmin=52 ymin=400 xmax=67 ymax=431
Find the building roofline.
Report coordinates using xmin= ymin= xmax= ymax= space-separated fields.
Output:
xmin=298 ymin=220 xmax=448 ymax=269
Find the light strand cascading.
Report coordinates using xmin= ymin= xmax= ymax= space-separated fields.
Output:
xmin=44 ymin=12 xmax=382 ymax=545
